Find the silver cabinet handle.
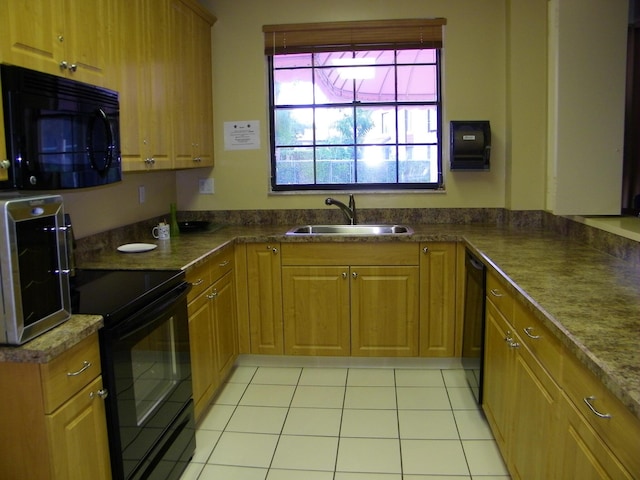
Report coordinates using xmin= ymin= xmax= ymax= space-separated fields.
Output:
xmin=0 ymin=160 xmax=10 ymax=169
xmin=207 ymin=289 xmax=218 ymax=299
xmin=352 ymin=272 xmax=358 ymax=279
xmin=219 ymin=260 xmax=230 ymax=267
xmin=422 ymin=246 xmax=429 ymax=254
xmin=59 ymin=60 xmax=68 ymax=70
xmin=191 ymin=278 xmax=204 ymax=287
xmin=67 ymin=360 xmax=92 ymax=377
xmin=504 ymin=332 xmax=519 ymax=348
xmin=523 ymin=327 xmax=540 ymax=339
xmin=490 ymin=289 xmax=503 ymax=297
xmin=342 ymin=272 xmax=348 ymax=279
xmin=266 ymin=245 xmax=279 ymax=253
xmin=90 ymin=388 xmax=109 ymax=400
xmin=584 ymin=396 xmax=612 ymax=419
xmin=69 ymin=63 xmax=77 ymax=72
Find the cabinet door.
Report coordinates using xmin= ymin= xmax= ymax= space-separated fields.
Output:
xmin=61 ymin=0 xmax=110 ymax=87
xmin=560 ymin=393 xmax=635 ymax=480
xmin=117 ymin=0 xmax=172 ymax=171
xmin=351 ymin=266 xmax=419 ymax=357
xmin=191 ymin=6 xmax=214 ymax=167
xmin=169 ymin=0 xmax=195 ymax=167
xmin=482 ymin=300 xmax=515 ymax=455
xmin=170 ymin=0 xmax=214 ymax=169
xmin=211 ymin=271 xmax=238 ymax=380
xmin=419 ymin=242 xmax=457 ymax=356
xmin=46 ymin=376 xmax=111 ymax=480
xmin=188 ymin=290 xmax=216 ymax=420
xmin=510 ymin=340 xmax=562 ymax=479
xmin=282 ymin=266 xmax=350 ymax=356
xmin=0 ymin=0 xmax=63 ymax=76
xmin=246 ymin=243 xmax=284 ymax=354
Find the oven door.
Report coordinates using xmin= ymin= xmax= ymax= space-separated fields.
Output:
xmin=99 ymin=282 xmax=194 ymax=480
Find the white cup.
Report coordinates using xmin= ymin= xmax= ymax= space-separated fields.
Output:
xmin=152 ymin=223 xmax=170 ymax=240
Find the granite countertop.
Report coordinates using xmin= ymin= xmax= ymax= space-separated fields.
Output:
xmin=0 ymin=315 xmax=103 ymax=363
xmin=4 ymin=223 xmax=639 ymax=420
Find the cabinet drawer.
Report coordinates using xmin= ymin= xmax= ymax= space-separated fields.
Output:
xmin=186 ymin=259 xmax=212 ymax=302
xmin=486 ymin=270 xmax=514 ymax=320
xmin=40 ymin=333 xmax=101 ymax=413
xmin=562 ymin=351 xmax=640 ymax=475
xmin=209 ymin=244 xmax=234 ymax=281
xmin=281 ymin=242 xmax=419 ymax=266
xmin=513 ymin=302 xmax=562 ymax=381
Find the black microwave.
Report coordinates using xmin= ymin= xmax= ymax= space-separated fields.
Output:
xmin=0 ymin=64 xmax=121 ymax=190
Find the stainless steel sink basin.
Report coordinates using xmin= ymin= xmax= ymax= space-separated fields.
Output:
xmin=286 ymin=224 xmax=414 ymax=235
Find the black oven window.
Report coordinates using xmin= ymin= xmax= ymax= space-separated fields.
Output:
xmin=16 ymin=216 xmax=63 ymax=326
xmin=132 ymin=315 xmax=180 ymax=425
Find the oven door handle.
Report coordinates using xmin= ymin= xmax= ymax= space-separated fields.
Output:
xmin=113 ymin=281 xmax=191 ymax=339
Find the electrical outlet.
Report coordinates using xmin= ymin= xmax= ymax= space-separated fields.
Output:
xmin=199 ymin=178 xmax=214 ymax=194
xmin=138 ymin=185 xmax=146 ymax=204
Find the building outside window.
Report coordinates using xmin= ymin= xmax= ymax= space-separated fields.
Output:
xmin=264 ymin=19 xmax=446 ymax=192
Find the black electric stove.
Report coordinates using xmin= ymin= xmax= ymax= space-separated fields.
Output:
xmin=70 ymin=269 xmax=185 ymax=322
xmin=70 ymin=268 xmax=195 ymax=480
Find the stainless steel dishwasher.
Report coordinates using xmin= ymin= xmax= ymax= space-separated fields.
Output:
xmin=461 ymin=249 xmax=486 ymax=404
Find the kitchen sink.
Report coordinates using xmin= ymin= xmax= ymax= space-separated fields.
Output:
xmin=286 ymin=224 xmax=414 ymax=235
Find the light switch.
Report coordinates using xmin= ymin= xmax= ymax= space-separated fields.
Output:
xmin=199 ymin=178 xmax=214 ymax=194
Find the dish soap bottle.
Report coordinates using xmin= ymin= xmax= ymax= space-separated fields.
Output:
xmin=169 ymin=203 xmax=180 ymax=237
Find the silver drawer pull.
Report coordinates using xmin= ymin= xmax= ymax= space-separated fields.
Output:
xmin=207 ymin=289 xmax=218 ymax=299
xmin=523 ymin=327 xmax=541 ymax=339
xmin=584 ymin=396 xmax=612 ymax=419
xmin=490 ymin=288 xmax=503 ymax=297
xmin=67 ymin=360 xmax=91 ymax=377
xmin=219 ymin=260 xmax=230 ymax=267
xmin=191 ymin=278 xmax=204 ymax=286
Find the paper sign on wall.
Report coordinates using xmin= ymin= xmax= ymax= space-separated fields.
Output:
xmin=224 ymin=121 xmax=260 ymax=150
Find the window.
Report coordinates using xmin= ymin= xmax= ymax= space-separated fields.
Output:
xmin=264 ymin=19 xmax=446 ymax=192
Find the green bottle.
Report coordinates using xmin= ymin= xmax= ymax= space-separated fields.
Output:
xmin=169 ymin=203 xmax=180 ymax=237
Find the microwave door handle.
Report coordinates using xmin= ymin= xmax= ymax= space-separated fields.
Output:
xmin=87 ymin=108 xmax=114 ymax=174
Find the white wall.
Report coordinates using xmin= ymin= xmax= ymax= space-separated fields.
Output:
xmin=180 ymin=0 xmax=525 ymax=212
xmin=547 ymin=0 xmax=628 ymax=215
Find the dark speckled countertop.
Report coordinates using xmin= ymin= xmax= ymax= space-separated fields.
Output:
xmin=3 ymin=223 xmax=639 ymax=421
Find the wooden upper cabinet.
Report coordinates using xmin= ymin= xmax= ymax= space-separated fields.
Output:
xmin=115 ymin=0 xmax=172 ymax=172
xmin=0 ymin=0 xmax=113 ymax=88
xmin=170 ymin=0 xmax=215 ymax=169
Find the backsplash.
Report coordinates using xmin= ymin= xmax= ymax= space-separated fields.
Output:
xmin=74 ymin=208 xmax=639 ymax=265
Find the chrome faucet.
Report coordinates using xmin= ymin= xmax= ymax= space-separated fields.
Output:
xmin=325 ymin=194 xmax=357 ymax=225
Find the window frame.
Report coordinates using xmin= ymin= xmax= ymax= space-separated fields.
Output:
xmin=267 ymin=49 xmax=444 ymax=192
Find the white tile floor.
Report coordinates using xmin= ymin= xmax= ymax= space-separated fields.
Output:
xmin=179 ymin=364 xmax=511 ymax=480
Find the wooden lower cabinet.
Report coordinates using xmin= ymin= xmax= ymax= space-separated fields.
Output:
xmin=186 ymin=246 xmax=237 ymax=420
xmin=482 ymin=300 xmax=515 ymax=453
xmin=279 ymin=243 xmax=421 ymax=357
xmin=246 ymin=242 xmax=284 ymax=354
xmin=0 ymin=333 xmax=111 ymax=480
xmin=282 ymin=265 xmax=350 ymax=355
xmin=419 ymin=242 xmax=457 ymax=356
xmin=484 ymin=278 xmax=563 ymax=479
xmin=483 ymin=270 xmax=638 ymax=480
xmin=351 ymin=265 xmax=419 ymax=356
xmin=560 ymin=392 xmax=635 ymax=479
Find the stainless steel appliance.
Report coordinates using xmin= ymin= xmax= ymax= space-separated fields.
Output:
xmin=0 ymin=64 xmax=121 ymax=190
xmin=461 ymin=248 xmax=486 ymax=403
xmin=71 ymin=269 xmax=195 ymax=480
xmin=0 ymin=194 xmax=71 ymax=344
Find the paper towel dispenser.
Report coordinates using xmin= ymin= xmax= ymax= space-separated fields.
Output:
xmin=450 ymin=121 xmax=491 ymax=171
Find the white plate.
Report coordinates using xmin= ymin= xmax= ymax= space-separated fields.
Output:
xmin=117 ymin=243 xmax=158 ymax=253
